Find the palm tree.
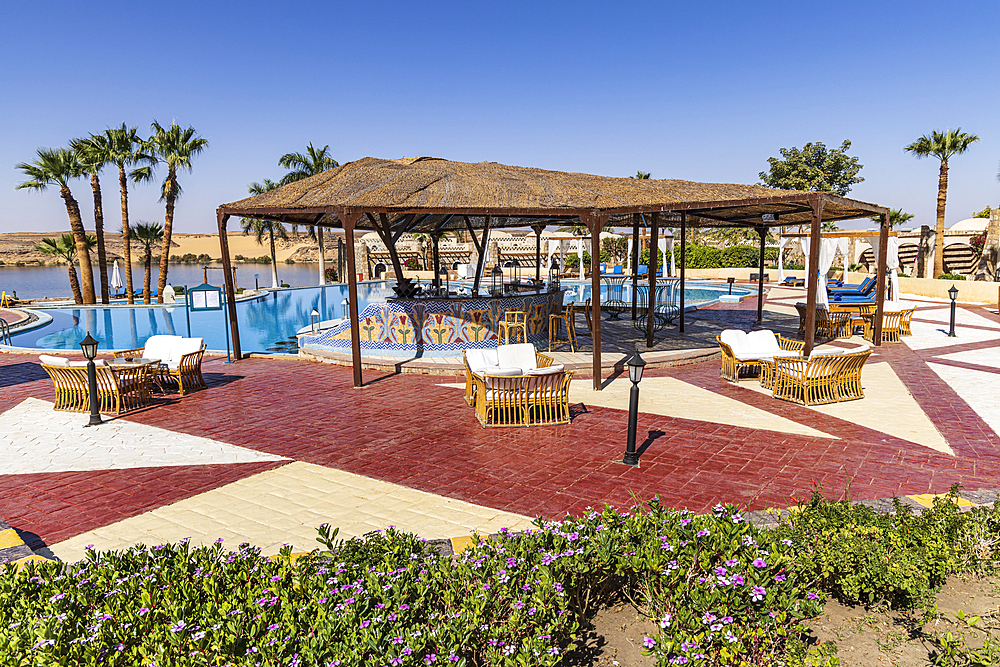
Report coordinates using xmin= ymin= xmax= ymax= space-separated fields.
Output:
xmin=70 ymin=136 xmax=111 ymax=304
xmin=904 ymin=129 xmax=979 ymax=277
xmin=278 ymin=143 xmax=339 ymax=285
xmin=16 ymin=148 xmax=96 ymax=303
xmin=870 ymin=208 xmax=916 ymax=229
xmin=241 ymin=179 xmax=287 ymax=288
xmin=632 ymin=171 xmax=651 ymax=179
xmin=35 ymin=233 xmax=96 ymax=304
xmin=93 ymin=124 xmax=153 ymax=305
xmin=131 ymin=221 xmax=164 ymax=305
xmin=142 ymin=122 xmax=208 ymax=302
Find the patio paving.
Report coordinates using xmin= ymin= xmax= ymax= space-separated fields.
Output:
xmin=2 ymin=285 xmax=1000 ymax=561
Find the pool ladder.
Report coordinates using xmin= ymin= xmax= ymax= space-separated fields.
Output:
xmin=0 ymin=318 xmax=10 ymax=345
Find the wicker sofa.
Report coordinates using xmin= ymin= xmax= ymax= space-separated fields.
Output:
xmin=772 ymin=345 xmax=872 ymax=406
xmin=463 ymin=343 xmax=573 ymax=427
xmin=114 ymin=335 xmax=207 ymax=395
xmin=717 ymin=329 xmax=805 ymax=384
xmin=39 ymin=354 xmax=152 ymax=414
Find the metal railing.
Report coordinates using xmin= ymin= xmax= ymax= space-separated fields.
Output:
xmin=0 ymin=317 xmax=10 ymax=345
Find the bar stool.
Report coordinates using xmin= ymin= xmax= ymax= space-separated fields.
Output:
xmin=548 ymin=302 xmax=576 ymax=352
xmin=498 ymin=310 xmax=527 ymax=344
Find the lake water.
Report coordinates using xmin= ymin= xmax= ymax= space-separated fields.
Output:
xmin=0 ymin=263 xmax=327 ymax=299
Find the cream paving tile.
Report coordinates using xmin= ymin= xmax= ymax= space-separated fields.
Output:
xmin=48 ymin=461 xmax=534 ymax=563
xmin=925 ymin=362 xmax=1000 ymax=438
xmin=936 ymin=348 xmax=1000 ymax=370
xmin=742 ymin=360 xmax=952 ymax=455
xmin=904 ymin=307 xmax=1000 ymax=351
xmin=0 ymin=398 xmax=287 ymax=475
xmin=570 ymin=376 xmax=834 ymax=439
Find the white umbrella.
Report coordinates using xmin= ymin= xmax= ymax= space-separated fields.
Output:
xmin=110 ymin=261 xmax=124 ymax=291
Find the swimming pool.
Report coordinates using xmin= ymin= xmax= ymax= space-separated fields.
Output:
xmin=8 ymin=279 xmax=752 ymax=354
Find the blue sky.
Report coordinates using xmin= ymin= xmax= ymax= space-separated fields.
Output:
xmin=2 ymin=0 xmax=998 ymax=234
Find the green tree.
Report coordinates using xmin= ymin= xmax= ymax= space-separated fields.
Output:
xmin=141 ymin=122 xmax=209 ymax=302
xmin=278 ymin=143 xmax=339 ymax=285
xmin=759 ymin=140 xmax=864 ymax=196
xmin=131 ymin=221 xmax=164 ymax=305
xmin=15 ymin=148 xmax=96 ymax=303
xmin=93 ymin=124 xmax=154 ymax=304
xmin=70 ymin=136 xmax=112 ymax=304
xmin=904 ymin=128 xmax=980 ymax=277
xmin=632 ymin=171 xmax=651 ymax=179
xmin=35 ymin=233 xmax=95 ymax=304
xmin=869 ymin=208 xmax=916 ymax=229
xmin=241 ymin=179 xmax=287 ymax=288
xmin=973 ymin=206 xmax=992 ymax=218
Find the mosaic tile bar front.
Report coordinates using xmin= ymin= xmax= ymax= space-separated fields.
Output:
xmin=299 ymin=290 xmax=568 ymax=357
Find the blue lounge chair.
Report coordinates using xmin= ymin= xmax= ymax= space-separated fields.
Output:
xmin=613 ymin=265 xmax=624 ymax=275
xmin=829 ymin=277 xmax=875 ymax=295
xmin=637 ymin=264 xmax=648 ymax=276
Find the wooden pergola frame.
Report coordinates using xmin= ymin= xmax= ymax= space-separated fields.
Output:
xmin=217 ymin=162 xmax=889 ymax=392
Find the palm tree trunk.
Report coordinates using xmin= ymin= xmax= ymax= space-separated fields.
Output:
xmin=67 ymin=261 xmax=82 ymax=304
xmin=119 ymin=166 xmax=135 ymax=304
xmin=157 ymin=170 xmax=176 ymax=303
xmin=317 ymin=227 xmax=326 ymax=285
xmin=60 ymin=185 xmax=96 ymax=304
xmin=90 ymin=173 xmax=110 ymax=304
xmin=144 ymin=248 xmax=152 ymax=305
xmin=269 ymin=229 xmax=279 ymax=288
xmin=934 ymin=160 xmax=949 ymax=278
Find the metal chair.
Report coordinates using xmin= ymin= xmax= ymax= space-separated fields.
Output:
xmin=548 ymin=302 xmax=577 ymax=352
xmin=498 ymin=310 xmax=527 ymax=344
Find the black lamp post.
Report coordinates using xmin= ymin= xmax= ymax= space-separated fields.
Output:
xmin=79 ymin=332 xmax=102 ymax=426
xmin=622 ymin=351 xmax=646 ymax=466
xmin=310 ymin=308 xmax=320 ymax=334
xmin=948 ymin=285 xmax=958 ymax=337
xmin=492 ymin=265 xmax=503 ymax=295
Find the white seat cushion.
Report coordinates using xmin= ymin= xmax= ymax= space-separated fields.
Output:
xmin=497 ymin=343 xmax=538 ymax=371
xmin=810 ymin=347 xmax=843 ymax=357
xmin=166 ymin=338 xmax=204 ymax=370
xmin=526 ymin=364 xmax=564 ymax=376
xmin=745 ymin=330 xmax=781 ymax=356
xmin=465 ymin=349 xmax=488 ymax=371
xmin=39 ymin=354 xmax=69 ymax=367
xmin=719 ymin=330 xmax=749 ymax=355
xmin=484 ymin=367 xmax=523 ymax=388
xmin=68 ymin=359 xmax=107 ymax=368
xmin=142 ymin=335 xmax=182 ymax=366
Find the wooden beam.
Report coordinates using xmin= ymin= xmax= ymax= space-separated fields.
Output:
xmin=757 ymin=226 xmax=766 ymax=322
xmin=217 ymin=212 xmax=242 ymax=360
xmin=432 ymin=233 xmax=441 ymax=290
xmin=472 ymin=216 xmax=492 ymax=292
xmin=873 ymin=212 xmax=890 ymax=345
xmin=803 ymin=201 xmax=824 ymax=356
xmin=377 ymin=213 xmax=406 ymax=279
xmin=342 ymin=212 xmax=364 ymax=388
xmin=646 ymin=212 xmax=659 ymax=348
xmin=531 ymin=223 xmax=544 ymax=281
xmin=631 ymin=213 xmax=640 ymax=320
xmin=679 ymin=212 xmax=686 ymax=333
xmin=583 ymin=212 xmax=609 ymax=391
xmin=463 ymin=216 xmax=482 ymax=253
xmin=781 ymin=230 xmax=899 ymax=238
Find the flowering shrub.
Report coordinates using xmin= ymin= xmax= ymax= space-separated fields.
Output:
xmin=10 ymin=496 xmax=948 ymax=666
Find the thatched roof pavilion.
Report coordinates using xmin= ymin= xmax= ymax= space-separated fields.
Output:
xmin=217 ymin=157 xmax=891 ymax=390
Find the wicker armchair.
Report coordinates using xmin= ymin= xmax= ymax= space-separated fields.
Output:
xmin=772 ymin=347 xmax=872 ymax=406
xmin=717 ymin=330 xmax=803 ymax=384
xmin=898 ymin=307 xmax=916 ymax=336
xmin=822 ymin=308 xmax=854 ymax=339
xmin=472 ymin=368 xmax=573 ymax=427
xmin=39 ymin=357 xmax=152 ymax=414
xmin=463 ymin=347 xmax=553 ymax=407
xmin=863 ymin=311 xmax=905 ymax=344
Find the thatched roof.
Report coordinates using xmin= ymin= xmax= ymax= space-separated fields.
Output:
xmin=219 ymin=156 xmax=887 ymax=232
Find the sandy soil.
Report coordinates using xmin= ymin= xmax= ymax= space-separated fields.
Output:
xmin=0 ymin=231 xmax=339 ymax=266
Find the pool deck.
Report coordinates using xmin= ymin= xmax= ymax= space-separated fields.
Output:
xmin=3 ymin=283 xmax=1000 ymax=563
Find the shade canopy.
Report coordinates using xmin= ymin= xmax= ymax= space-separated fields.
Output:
xmin=218 ymin=156 xmax=887 ymax=231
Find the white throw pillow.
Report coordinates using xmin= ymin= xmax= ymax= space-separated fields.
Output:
xmin=745 ymin=330 xmax=781 ymax=355
xmin=483 ymin=349 xmax=499 ymax=366
xmin=167 ymin=338 xmax=204 ymax=370
xmin=465 ymin=349 xmax=488 ymax=371
xmin=39 ymin=354 xmax=70 ymax=367
xmin=142 ymin=335 xmax=182 ymax=366
xmin=497 ymin=343 xmax=538 ymax=371
xmin=719 ymin=329 xmax=749 ymax=355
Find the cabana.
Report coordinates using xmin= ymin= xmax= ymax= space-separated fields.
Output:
xmin=216 ymin=157 xmax=890 ymax=390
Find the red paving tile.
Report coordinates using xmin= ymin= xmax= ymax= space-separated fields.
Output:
xmin=3 ymin=313 xmax=1000 ymax=550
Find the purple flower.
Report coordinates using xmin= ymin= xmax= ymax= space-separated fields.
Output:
xmin=774 ymin=574 xmax=787 ymax=582
xmin=808 ymin=592 xmax=821 ymax=600
xmin=424 ymin=655 xmax=437 ymax=664
xmin=752 ymin=558 xmax=767 ymax=568
xmin=722 ymin=616 xmax=733 ymax=624
xmin=714 ymin=567 xmax=727 ymax=576
xmin=711 ymin=623 xmax=723 ymax=631
xmin=169 ymin=620 xmax=187 ymax=633
xmin=751 ymin=586 xmax=766 ymax=601
xmin=643 ymin=637 xmax=656 ymax=648
xmin=725 ymin=559 xmax=738 ymax=567
xmin=696 ymin=529 xmax=710 ymax=537
xmin=731 ymin=574 xmax=745 ymax=586
xmin=660 ymin=612 xmax=672 ymax=628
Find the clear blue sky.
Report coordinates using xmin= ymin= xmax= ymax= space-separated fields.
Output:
xmin=2 ymin=0 xmax=998 ymax=235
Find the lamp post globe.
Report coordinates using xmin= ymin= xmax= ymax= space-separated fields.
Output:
xmin=79 ymin=332 xmax=102 ymax=426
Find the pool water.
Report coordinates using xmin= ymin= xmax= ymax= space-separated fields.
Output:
xmin=9 ymin=280 xmax=751 ymax=354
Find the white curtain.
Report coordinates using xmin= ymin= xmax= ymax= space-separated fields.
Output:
xmin=836 ymin=238 xmax=849 ymax=278
xmin=577 ymin=237 xmax=584 ymax=280
xmin=816 ymin=239 xmax=837 ymax=309
xmin=867 ymin=235 xmax=901 ymax=300
xmin=777 ymin=237 xmax=790 ymax=282
xmin=658 ymin=238 xmax=667 ymax=277
xmin=626 ymin=237 xmax=632 ymax=273
xmin=669 ymin=235 xmax=676 ymax=277
xmin=800 ymin=237 xmax=810 ymax=283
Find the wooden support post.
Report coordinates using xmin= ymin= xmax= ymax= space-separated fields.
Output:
xmin=217 ymin=212 xmax=242 ymax=360
xmin=631 ymin=213 xmax=640 ymax=320
xmin=679 ymin=213 xmax=686 ymax=333
xmin=532 ymin=224 xmax=544 ymax=282
xmin=342 ymin=211 xmax=364 ymax=388
xmin=646 ymin=212 xmax=659 ymax=347
xmin=584 ymin=212 xmax=608 ymax=391
xmin=804 ymin=200 xmax=824 ymax=356
xmin=756 ymin=226 xmax=766 ymax=323
xmin=874 ymin=212 xmax=890 ymax=345
xmin=431 ymin=233 xmax=441 ymax=290
xmin=472 ymin=216 xmax=492 ymax=293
